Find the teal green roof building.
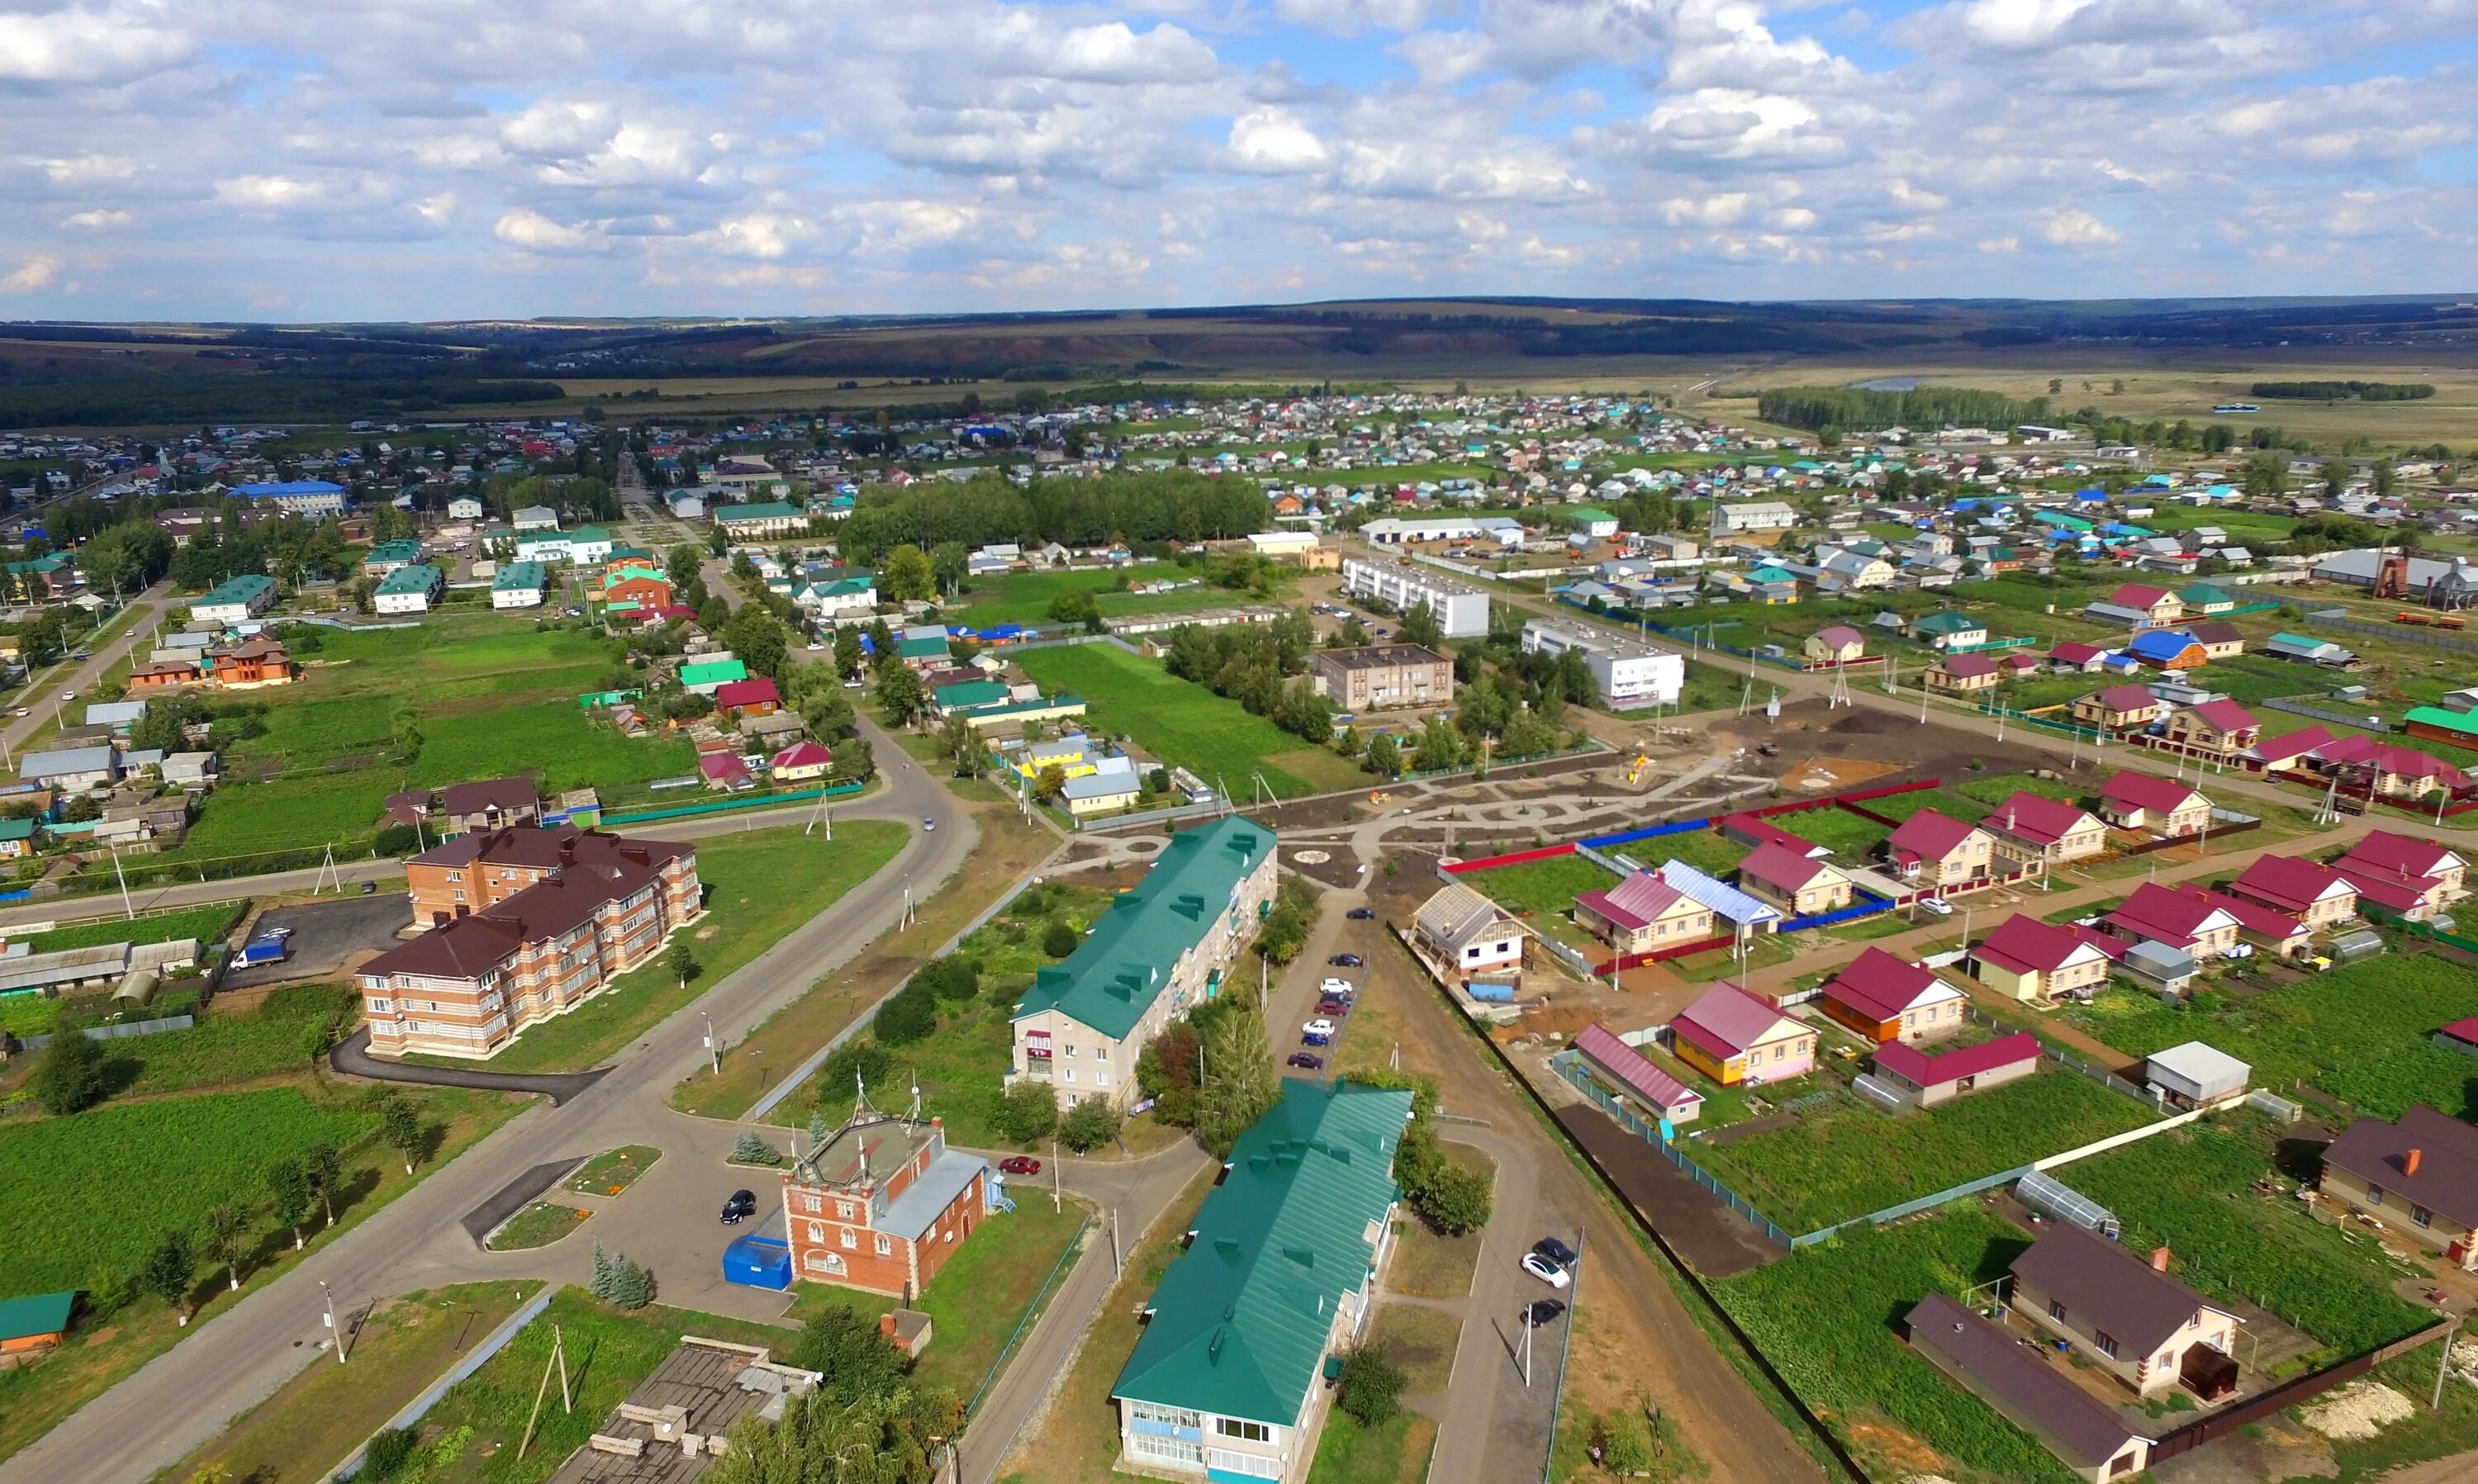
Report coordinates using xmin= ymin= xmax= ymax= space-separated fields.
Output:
xmin=0 ymin=1291 xmax=76 ymax=1345
xmin=680 ymin=658 xmax=749 ymax=690
xmin=1014 ymin=815 xmax=1271 ymax=1041
xmin=493 ymin=561 xmax=548 ymax=593
xmin=1911 ymin=610 xmax=1983 ymax=635
xmin=374 ymin=563 xmax=441 ymax=597
xmin=362 ymin=538 xmax=424 ymax=570
xmin=933 ymin=679 xmax=1009 ymax=711
xmin=1113 ymin=1079 xmax=1410 ymax=1431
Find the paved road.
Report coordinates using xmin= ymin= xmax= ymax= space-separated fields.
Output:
xmin=329 ymin=1028 xmax=609 ymax=1105
xmin=0 ymin=715 xmax=969 ymax=1484
xmin=0 ymin=583 xmax=172 ymax=756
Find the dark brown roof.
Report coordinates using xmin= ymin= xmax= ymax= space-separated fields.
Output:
xmin=1316 ymin=643 xmax=1450 ymax=671
xmin=2324 ymin=1106 xmax=2478 ymax=1229
xmin=438 ymin=775 xmax=538 ymax=818
xmin=1903 ymin=1294 xmax=2147 ymax=1468
xmin=411 ymin=823 xmax=687 ymax=875
xmin=2009 ymin=1224 xmax=2223 ymax=1354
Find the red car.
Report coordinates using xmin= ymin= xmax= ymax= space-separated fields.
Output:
xmin=999 ymin=1155 xmax=1041 ymax=1176
xmin=1317 ymin=999 xmax=1349 ymax=1017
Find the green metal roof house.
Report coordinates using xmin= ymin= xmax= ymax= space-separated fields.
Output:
xmin=2178 ymin=582 xmax=2236 ymax=614
xmin=0 ymin=1291 xmax=78 ymax=1353
xmin=933 ymin=679 xmax=1010 ymax=713
xmin=1111 ymin=1079 xmax=1411 ymax=1476
xmin=362 ymin=538 xmax=425 ymax=574
xmin=192 ymin=572 xmax=276 ymax=623
xmin=1009 ymin=816 xmax=1275 ymax=1094
xmin=680 ymin=658 xmax=750 ymax=694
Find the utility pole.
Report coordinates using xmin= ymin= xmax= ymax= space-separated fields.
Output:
xmin=1521 ymin=1302 xmax=1534 ymax=1387
xmin=702 ymin=1010 xmax=719 ymax=1076
xmin=1110 ymin=1208 xmax=1123 ymax=1277
xmin=1051 ymin=1137 xmax=1061 ymax=1212
xmin=109 ymin=842 xmax=133 ymax=920
xmin=2433 ymin=1318 xmax=2461 ymax=1410
xmin=322 ymin=1280 xmax=344 ymax=1364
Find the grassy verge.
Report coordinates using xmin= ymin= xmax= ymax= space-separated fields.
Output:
xmin=1365 ymin=1304 xmax=1461 ymax=1392
xmin=12 ymin=899 xmax=247 ymax=955
xmin=1306 ymin=1409 xmax=1438 ymax=1484
xmin=995 ymin=1164 xmax=1217 ymax=1484
xmin=169 ymin=1282 xmax=544 ymax=1484
xmin=0 ymin=1080 xmax=524 ymax=1466
xmin=785 ymin=1192 xmax=1094 ymax=1401
xmin=1013 ymin=641 xmax=1366 ymax=799
xmin=564 ymin=1145 xmax=659 ymax=1197
xmin=428 ymin=820 xmax=906 ymax=1074
xmin=485 ymin=1201 xmax=594 ymax=1252
xmin=669 ymin=805 xmax=1051 ymax=1118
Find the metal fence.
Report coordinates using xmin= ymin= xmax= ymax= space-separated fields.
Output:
xmin=2302 ymin=609 xmax=2478 ymax=657
xmin=2263 ymin=696 xmax=2394 ymax=733
xmin=1550 ymin=1051 xmax=1792 ymax=1248
xmin=601 ymin=781 xmax=866 ymax=827
xmin=1579 ymin=818 xmax=1715 ymax=849
xmin=17 ymin=1013 xmax=195 ymax=1051
xmin=1778 ymin=894 xmax=1895 ymax=933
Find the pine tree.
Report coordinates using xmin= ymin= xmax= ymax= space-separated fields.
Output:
xmin=590 ymin=1242 xmax=616 ymax=1301
xmin=732 ymin=1130 xmax=780 ymax=1165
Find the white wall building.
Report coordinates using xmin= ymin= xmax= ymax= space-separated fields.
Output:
xmin=1520 ymin=617 xmax=1684 ymax=706
xmin=1340 ymin=557 xmax=1491 ymax=638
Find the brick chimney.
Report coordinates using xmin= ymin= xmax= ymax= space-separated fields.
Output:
xmin=2150 ymin=1246 xmax=2172 ymax=1273
xmin=2404 ymin=1148 xmax=2423 ymax=1177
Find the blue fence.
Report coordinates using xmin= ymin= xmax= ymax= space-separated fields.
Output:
xmin=1580 ymin=818 xmax=1715 ymax=850
xmin=1552 ymin=1051 xmax=1792 ymax=1249
xmin=1777 ymin=893 xmax=1894 ymax=932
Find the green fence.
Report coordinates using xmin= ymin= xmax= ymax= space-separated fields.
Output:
xmin=601 ymin=781 xmax=866 ymax=827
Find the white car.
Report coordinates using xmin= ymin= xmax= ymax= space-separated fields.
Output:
xmin=2221 ymin=942 xmax=2254 ymax=960
xmin=1303 ymin=1017 xmax=1336 ymax=1037
xmin=1318 ymin=977 xmax=1355 ymax=996
xmin=1520 ymin=1252 xmax=1571 ymax=1288
xmin=1915 ymin=897 xmax=1953 ymax=917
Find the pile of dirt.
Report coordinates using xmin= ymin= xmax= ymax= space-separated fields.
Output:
xmin=2298 ymin=1380 xmax=2417 ymax=1440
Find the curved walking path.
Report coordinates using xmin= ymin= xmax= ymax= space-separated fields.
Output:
xmin=328 ymin=1028 xmax=609 ymax=1106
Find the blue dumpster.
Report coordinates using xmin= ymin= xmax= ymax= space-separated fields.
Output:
xmin=723 ymin=1234 xmax=790 ymax=1290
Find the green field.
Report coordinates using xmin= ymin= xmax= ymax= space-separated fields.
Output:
xmin=949 ymin=563 xmax=1281 ymax=627
xmin=1692 ymin=1072 xmax=2158 ymax=1233
xmin=2063 ymin=1116 xmax=2428 ymax=1358
xmin=170 ymin=612 xmax=699 ymax=861
xmin=1765 ymin=804 xmax=1891 ymax=859
xmin=1012 ymin=642 xmax=1366 ymax=799
xmin=15 ymin=901 xmax=246 ymax=955
xmin=1713 ymin=1206 xmax=2073 ymax=1483
xmin=457 ymin=821 xmax=908 ymax=1074
xmin=2063 ymin=954 xmax=2478 ymax=1119
xmin=1460 ymin=853 xmax=1619 ymax=917
xmin=103 ymin=983 xmax=358 ymax=1098
xmin=0 ymin=1088 xmax=378 ymax=1294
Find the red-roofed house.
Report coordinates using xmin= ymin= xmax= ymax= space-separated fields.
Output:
xmin=1669 ymin=984 xmax=1815 ymax=1086
xmin=2226 ymin=855 xmax=2359 ymax=928
xmin=2247 ymin=725 xmax=2337 ymax=777
xmin=1573 ymin=1024 xmax=1706 ymax=1126
xmin=2096 ymin=771 xmax=2212 ymax=837
xmin=2048 ymin=641 xmax=2110 ymax=674
xmin=1873 ymin=1031 xmax=2042 ymax=1107
xmin=2072 ymin=684 xmax=2163 ymax=733
xmin=2313 ymin=735 xmax=2470 ymax=799
xmin=2162 ymin=699 xmax=2259 ymax=757
xmin=769 ymin=740 xmax=834 ymax=781
xmin=1736 ymin=842 xmax=1855 ymax=916
xmin=714 ymin=677 xmax=782 ymax=718
xmin=2106 ymin=582 xmax=2185 ymax=627
xmin=1885 ymin=808 xmax=1995 ymax=889
xmin=1719 ymin=813 xmax=1828 ymax=857
xmin=1927 ymin=652 xmax=2002 ymax=694
xmin=1819 ymin=948 xmax=1966 ymax=1044
xmin=2336 ymin=832 xmax=2467 ymax=913
xmin=2101 ymin=882 xmax=2239 ymax=958
xmin=2435 ymin=1017 xmax=2478 ymax=1060
xmin=1981 ymin=792 xmax=2107 ymax=865
xmin=2174 ymin=884 xmax=2314 ymax=960
xmin=700 ymin=752 xmax=755 ymax=791
xmin=1969 ymin=914 xmax=2114 ymax=1001
xmin=1574 ymin=870 xmax=1716 ymax=954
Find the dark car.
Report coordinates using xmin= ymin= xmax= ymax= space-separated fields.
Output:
xmin=1300 ymin=1030 xmax=1332 ymax=1047
xmin=719 ymin=1188 xmax=757 ymax=1225
xmin=1287 ymin=1052 xmax=1325 ymax=1069
xmin=1328 ymin=953 xmax=1364 ymax=967
xmin=1316 ymin=999 xmax=1349 ymax=1017
xmin=999 ymin=1155 xmax=1041 ymax=1177
xmin=1346 ymin=907 xmax=1376 ymax=920
xmin=1533 ymin=1236 xmax=1578 ymax=1268
xmin=1526 ymin=1299 xmax=1569 ymax=1327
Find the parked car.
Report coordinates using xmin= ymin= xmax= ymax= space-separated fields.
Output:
xmin=1532 ymin=1235 xmax=1578 ymax=1268
xmin=1915 ymin=897 xmax=1953 ymax=917
xmin=923 ymin=817 xmax=937 ymax=832
xmin=1525 ymin=1299 xmax=1569 ymax=1327
xmin=1328 ymin=953 xmax=1364 ymax=967
xmin=1316 ymin=999 xmax=1349 ymax=1017
xmin=1319 ymin=978 xmax=1355 ymax=995
xmin=1300 ymin=1031 xmax=1332 ymax=1047
xmin=1287 ymin=1052 xmax=1325 ymax=1069
xmin=1519 ymin=1252 xmax=1571 ymax=1288
xmin=1303 ymin=1017 xmax=1336 ymax=1036
xmin=1347 ymin=907 xmax=1375 ymax=920
xmin=999 ymin=1155 xmax=1041 ymax=1176
xmin=2221 ymin=943 xmax=2255 ymax=960
xmin=719 ymin=1188 xmax=757 ymax=1225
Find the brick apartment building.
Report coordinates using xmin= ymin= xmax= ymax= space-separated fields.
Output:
xmin=356 ymin=826 xmax=702 ymax=1058
xmin=781 ymin=1107 xmax=993 ymax=1297
xmin=1309 ymin=643 xmax=1455 ymax=712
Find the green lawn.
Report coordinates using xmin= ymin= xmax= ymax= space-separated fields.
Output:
xmin=16 ymin=901 xmax=246 ymax=955
xmin=1014 ymin=642 xmax=1366 ymax=799
xmin=172 ymin=770 xmax=404 ymax=859
xmin=1692 ymin=1072 xmax=2158 ymax=1234
xmin=566 ymin=1145 xmax=660 ymax=1197
xmin=446 ymin=822 xmax=908 ymax=1074
xmin=0 ymin=1088 xmax=378 ymax=1294
xmin=1460 ymin=853 xmax=1620 ymax=917
xmin=1307 ymin=1409 xmax=1436 ymax=1484
xmin=484 ymin=1200 xmax=593 ymax=1251
xmin=1632 ymin=827 xmax=1746 ymax=879
xmin=2062 ymin=954 xmax=2478 ymax=1120
xmin=2063 ymin=1116 xmax=2428 ymax=1358
xmin=1765 ymin=804 xmax=1891 ymax=860
xmin=1713 ymin=1206 xmax=2073 ymax=1483
xmin=949 ymin=563 xmax=1284 ymax=627
xmin=803 ymin=994 xmax=1016 ymax=1146
xmin=103 ymin=983 xmax=357 ymax=1099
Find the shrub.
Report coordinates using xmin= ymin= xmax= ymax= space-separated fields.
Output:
xmin=992 ymin=1082 xmax=1058 ymax=1145
xmin=373 ymin=823 xmax=420 ymax=857
xmin=1042 ymin=918 xmax=1080 ymax=959
xmin=1417 ymin=1159 xmax=1495 ymax=1236
xmin=915 ymin=955 xmax=980 ymax=1003
xmin=363 ymin=1427 xmax=420 ymax=1480
xmin=731 ymin=1130 xmax=782 ymax=1165
xmin=1336 ymin=1349 xmax=1405 ymax=1426
xmin=819 ymin=1038 xmax=894 ymax=1101
xmin=793 ymin=1302 xmax=911 ymax=1402
xmin=872 ymin=984 xmax=938 ymax=1046
xmin=30 ymin=1031 xmax=108 ymax=1116
xmin=1060 ymin=1098 xmax=1121 ymax=1153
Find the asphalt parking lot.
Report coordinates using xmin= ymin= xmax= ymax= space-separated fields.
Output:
xmin=222 ymin=894 xmax=412 ymax=989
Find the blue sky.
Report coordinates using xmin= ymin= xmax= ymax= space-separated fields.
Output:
xmin=0 ymin=0 xmax=2471 ymax=319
